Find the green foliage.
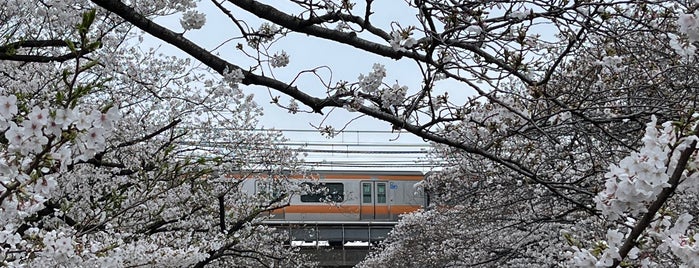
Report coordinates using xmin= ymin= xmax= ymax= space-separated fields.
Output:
xmin=77 ymin=9 xmax=96 ymax=39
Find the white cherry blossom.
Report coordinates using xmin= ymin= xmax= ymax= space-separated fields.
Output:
xmin=180 ymin=10 xmax=206 ymax=30
xmin=0 ymin=95 xmax=17 ymax=118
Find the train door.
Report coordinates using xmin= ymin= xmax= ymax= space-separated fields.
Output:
xmin=360 ymin=181 xmax=390 ymax=220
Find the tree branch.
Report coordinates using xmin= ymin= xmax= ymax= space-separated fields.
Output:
xmin=0 ymin=49 xmax=93 ymax=63
xmin=229 ymin=0 xmax=416 ymax=60
xmin=90 ymin=0 xmax=331 ymax=114
xmin=0 ymin=40 xmax=72 ymax=53
xmin=90 ymin=0 xmax=594 ymax=212
xmin=116 ymin=119 xmax=182 ymax=148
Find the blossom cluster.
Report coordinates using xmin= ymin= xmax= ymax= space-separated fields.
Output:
xmin=288 ymin=99 xmax=299 ymax=113
xmin=247 ymin=23 xmax=279 ymax=47
xmin=678 ymin=11 xmax=699 ymax=42
xmin=222 ymin=66 xmax=245 ymax=89
xmin=357 ymin=63 xmax=386 ymax=94
xmin=669 ymin=33 xmax=696 ymax=60
xmin=568 ymin=228 xmax=641 ymax=267
xmin=180 ymin=10 xmax=206 ymax=31
xmin=270 ymin=50 xmax=289 ymax=68
xmin=569 ymin=115 xmax=699 ymax=267
xmin=389 ymin=30 xmax=417 ymax=52
xmin=662 ymin=214 xmax=699 ymax=267
xmin=671 ymin=11 xmax=699 ymax=60
xmin=0 ymin=97 xmax=121 ymax=265
xmin=594 ymin=116 xmax=673 ymax=221
xmin=380 ymin=83 xmax=408 ymax=109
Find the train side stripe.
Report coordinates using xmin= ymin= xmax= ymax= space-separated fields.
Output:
xmin=310 ymin=174 xmax=423 ymax=181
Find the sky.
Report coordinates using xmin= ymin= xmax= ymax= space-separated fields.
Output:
xmin=145 ymin=1 xmax=450 ymax=172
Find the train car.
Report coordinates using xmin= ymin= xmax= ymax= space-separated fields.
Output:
xmin=258 ymin=170 xmax=425 ymax=222
xmin=243 ymin=170 xmax=426 ymax=245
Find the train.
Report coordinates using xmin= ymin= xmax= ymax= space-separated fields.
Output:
xmin=242 ymin=170 xmax=426 ymax=246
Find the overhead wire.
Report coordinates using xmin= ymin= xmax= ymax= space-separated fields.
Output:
xmin=180 ymin=128 xmax=440 ymax=170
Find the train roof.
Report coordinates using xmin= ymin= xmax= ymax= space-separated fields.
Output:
xmin=225 ymin=169 xmax=425 ymax=176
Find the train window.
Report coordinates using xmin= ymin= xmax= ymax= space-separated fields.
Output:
xmin=300 ymin=182 xmax=344 ymax=202
xmin=362 ymin=183 xmax=372 ymax=203
xmin=256 ymin=180 xmax=282 ymax=199
xmin=376 ymin=183 xmax=387 ymax=204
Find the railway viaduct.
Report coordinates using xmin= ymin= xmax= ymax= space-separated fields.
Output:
xmin=267 ymin=221 xmax=396 ymax=267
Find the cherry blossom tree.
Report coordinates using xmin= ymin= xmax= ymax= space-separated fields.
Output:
xmin=0 ymin=2 xmax=311 ymax=267
xmin=7 ymin=0 xmax=699 ymax=267
xmin=355 ymin=1 xmax=699 ymax=266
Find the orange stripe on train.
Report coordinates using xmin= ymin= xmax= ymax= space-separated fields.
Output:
xmin=273 ymin=205 xmax=421 ymax=214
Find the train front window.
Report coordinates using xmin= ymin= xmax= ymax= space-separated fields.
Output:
xmin=376 ymin=183 xmax=387 ymax=204
xmin=300 ymin=182 xmax=344 ymax=202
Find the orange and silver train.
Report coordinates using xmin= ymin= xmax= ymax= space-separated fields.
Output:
xmin=245 ymin=170 xmax=426 ymax=245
